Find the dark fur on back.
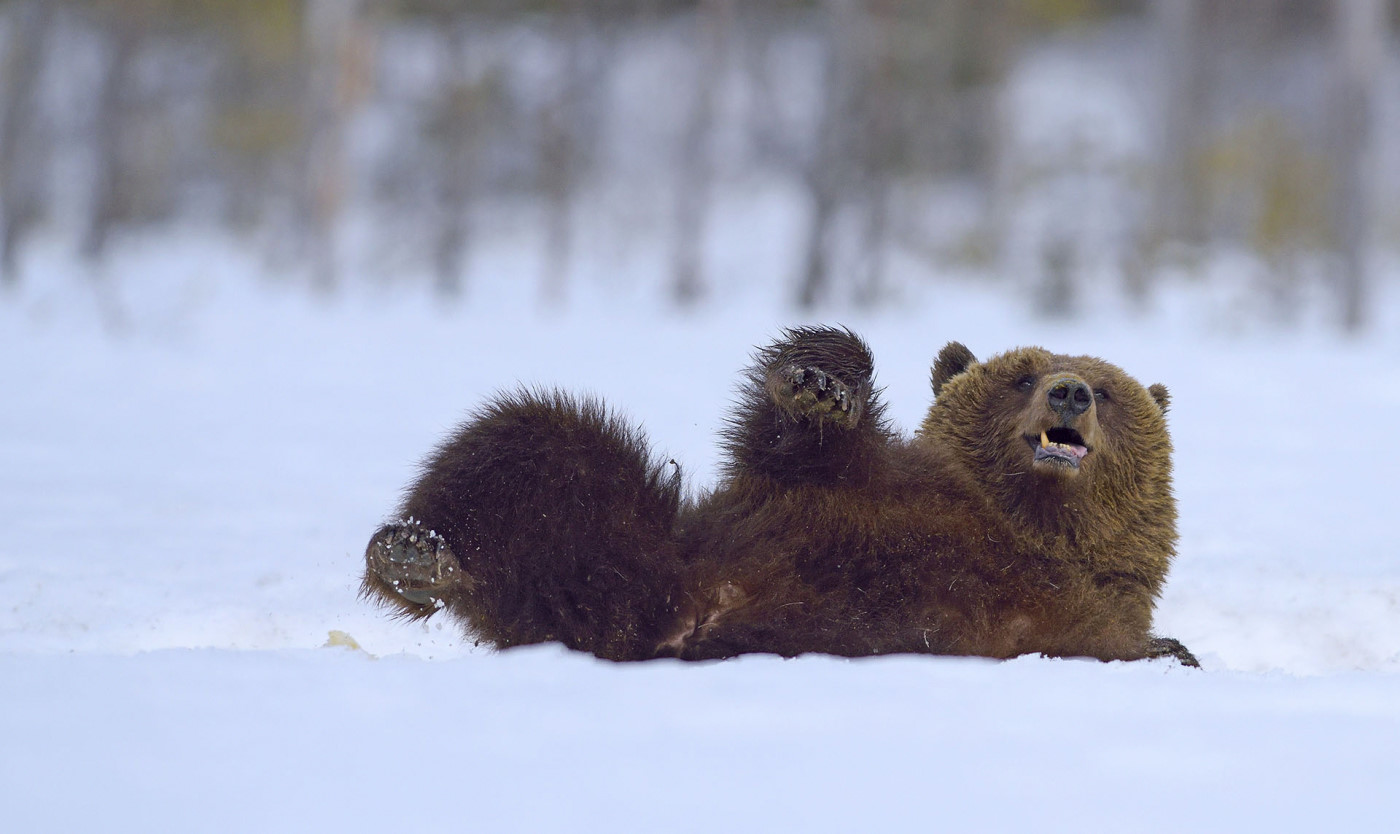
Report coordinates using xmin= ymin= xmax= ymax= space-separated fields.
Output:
xmin=362 ymin=328 xmax=1195 ymax=666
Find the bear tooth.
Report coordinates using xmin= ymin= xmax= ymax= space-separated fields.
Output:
xmin=1040 ymin=430 xmax=1049 ymax=449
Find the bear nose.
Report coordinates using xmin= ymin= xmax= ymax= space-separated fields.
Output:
xmin=1047 ymin=378 xmax=1092 ymax=417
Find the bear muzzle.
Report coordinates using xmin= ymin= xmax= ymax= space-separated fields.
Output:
xmin=1020 ymin=375 xmax=1102 ymax=473
xmin=1030 ymin=427 xmax=1090 ymax=469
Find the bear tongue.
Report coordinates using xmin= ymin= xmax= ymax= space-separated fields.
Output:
xmin=1038 ymin=430 xmax=1087 ymax=463
xmin=1061 ymin=443 xmax=1088 ymax=460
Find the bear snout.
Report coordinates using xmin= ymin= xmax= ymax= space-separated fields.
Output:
xmin=1047 ymin=377 xmax=1093 ymax=418
xmin=1015 ymin=376 xmax=1104 ymax=474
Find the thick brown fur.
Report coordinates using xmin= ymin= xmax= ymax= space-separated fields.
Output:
xmin=362 ymin=327 xmax=1196 ymax=666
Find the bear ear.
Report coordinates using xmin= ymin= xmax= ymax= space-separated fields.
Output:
xmin=1148 ymin=383 xmax=1170 ymax=414
xmin=932 ymin=341 xmax=977 ymax=397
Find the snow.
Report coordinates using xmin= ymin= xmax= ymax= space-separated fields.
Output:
xmin=5 ymin=649 xmax=1399 ymax=832
xmin=3 ymin=230 xmax=1400 ymax=832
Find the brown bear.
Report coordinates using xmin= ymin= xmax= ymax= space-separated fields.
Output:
xmin=361 ymin=326 xmax=1197 ymax=667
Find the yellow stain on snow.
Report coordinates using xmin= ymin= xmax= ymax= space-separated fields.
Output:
xmin=323 ymin=630 xmax=372 ymax=657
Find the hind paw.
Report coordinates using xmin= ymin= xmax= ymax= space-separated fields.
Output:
xmin=365 ymin=520 xmax=464 ymax=606
xmin=771 ymin=365 xmax=859 ymax=426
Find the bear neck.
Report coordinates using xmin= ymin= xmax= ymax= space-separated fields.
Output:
xmin=1001 ymin=475 xmax=1113 ymax=542
xmin=985 ymin=458 xmax=1170 ymax=552
xmin=995 ymin=469 xmax=1178 ymax=577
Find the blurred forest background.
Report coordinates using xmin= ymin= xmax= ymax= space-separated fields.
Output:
xmin=0 ymin=0 xmax=1396 ymax=329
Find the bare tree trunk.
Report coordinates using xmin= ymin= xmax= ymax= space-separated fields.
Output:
xmin=1037 ymin=236 xmax=1077 ymax=319
xmin=300 ymin=0 xmax=372 ymax=294
xmin=852 ymin=177 xmax=890 ymax=308
xmin=434 ymin=17 xmax=476 ymax=299
xmin=1147 ymin=0 xmax=1203 ymax=255
xmin=798 ymin=182 xmax=837 ymax=309
xmin=798 ymin=0 xmax=859 ymax=309
xmin=1331 ymin=0 xmax=1385 ymax=333
xmin=0 ymin=0 xmax=51 ymax=286
xmin=81 ymin=13 xmax=141 ymax=262
xmin=852 ymin=0 xmax=897 ymax=308
xmin=1129 ymin=0 xmax=1205 ymax=304
xmin=671 ymin=0 xmax=733 ymax=307
xmin=0 ymin=0 xmax=51 ymax=284
xmin=540 ymin=0 xmax=585 ymax=306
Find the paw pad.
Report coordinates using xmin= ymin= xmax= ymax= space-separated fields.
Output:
xmin=366 ymin=519 xmax=462 ymax=605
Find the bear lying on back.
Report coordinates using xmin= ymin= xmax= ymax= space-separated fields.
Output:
xmin=362 ymin=326 xmax=1197 ymax=667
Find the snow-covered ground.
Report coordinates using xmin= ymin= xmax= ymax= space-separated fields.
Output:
xmin=3 ymin=229 xmax=1399 ymax=832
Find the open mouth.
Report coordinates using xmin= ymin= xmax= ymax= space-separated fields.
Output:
xmin=1026 ymin=428 xmax=1090 ymax=469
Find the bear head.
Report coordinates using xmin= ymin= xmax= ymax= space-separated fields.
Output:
xmin=921 ymin=341 xmax=1175 ymax=542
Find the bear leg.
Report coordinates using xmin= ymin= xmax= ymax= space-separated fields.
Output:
xmin=722 ymin=326 xmax=892 ymax=485
xmin=364 ymin=391 xmax=686 ymax=661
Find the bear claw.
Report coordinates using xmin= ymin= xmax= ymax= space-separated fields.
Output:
xmin=366 ymin=520 xmax=462 ymax=605
xmin=778 ymin=364 xmax=856 ymax=423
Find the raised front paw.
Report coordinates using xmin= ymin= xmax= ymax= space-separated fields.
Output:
xmin=364 ymin=519 xmax=467 ymax=608
xmin=770 ymin=364 xmax=861 ymax=426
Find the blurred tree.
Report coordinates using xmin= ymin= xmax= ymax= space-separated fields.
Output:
xmin=671 ymin=0 xmax=733 ymax=306
xmin=0 ymin=0 xmax=1389 ymax=331
xmin=539 ymin=0 xmax=585 ymax=305
xmin=429 ymin=13 xmax=480 ymax=298
xmin=299 ymin=0 xmax=375 ymax=293
xmin=800 ymin=0 xmax=1015 ymax=309
xmin=80 ymin=0 xmax=148 ymax=262
xmin=0 ymin=0 xmax=52 ymax=285
xmin=1146 ymin=0 xmax=1203 ymax=253
xmin=202 ymin=0 xmax=306 ymax=234
xmin=796 ymin=0 xmax=855 ymax=309
xmin=534 ymin=0 xmax=616 ymax=305
xmin=1330 ymin=0 xmax=1386 ymax=332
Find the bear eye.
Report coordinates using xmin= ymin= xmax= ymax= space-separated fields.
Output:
xmin=1094 ymin=388 xmax=1110 ymax=403
xmin=1015 ymin=375 xmax=1035 ymax=392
